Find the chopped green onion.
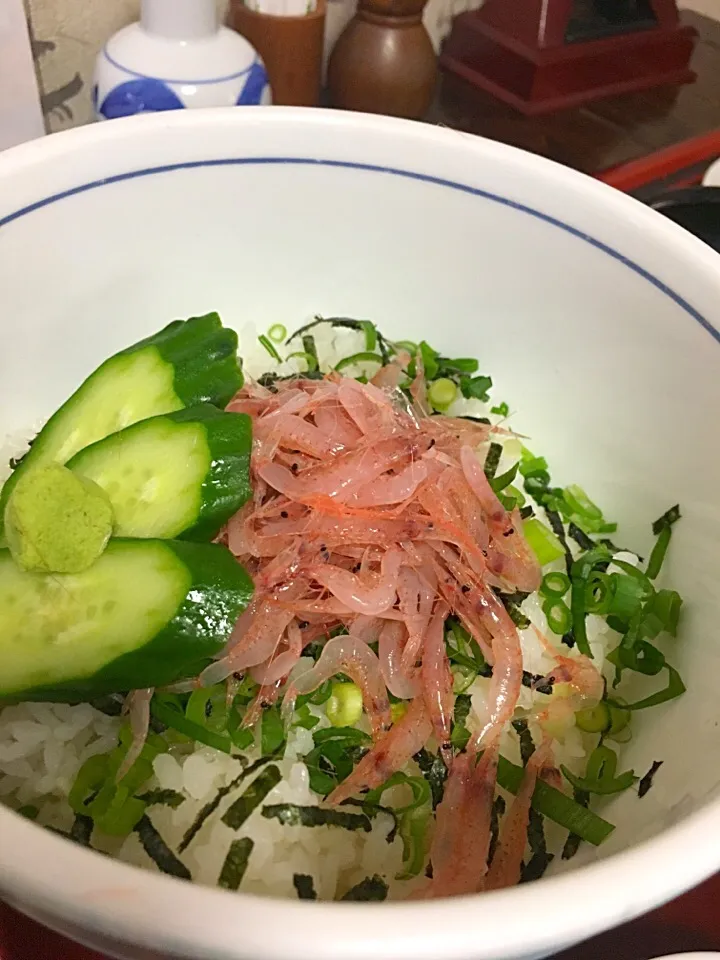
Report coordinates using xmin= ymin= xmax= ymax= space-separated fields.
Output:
xmin=570 ymin=576 xmax=592 ymax=658
xmin=505 ymin=484 xmax=526 ymax=506
xmin=561 ymin=745 xmax=636 ymax=795
xmin=643 ymin=589 xmax=682 ymax=637
xmin=219 ymin=837 xmax=254 ymax=891
xmin=607 ymin=700 xmax=631 ymax=735
xmin=391 ymin=701 xmax=408 ymax=723
xmin=137 ymin=789 xmax=185 ymax=809
xmin=451 ymin=664 xmax=476 ymax=694
xmin=646 ymin=525 xmax=671 ymax=580
xmin=606 ymin=573 xmax=646 ymax=624
xmin=186 ymin=685 xmax=230 ymax=735
xmin=540 ymin=572 xmax=571 ymax=598
xmin=258 ymin=334 xmax=282 ymax=363
xmin=562 ymin=484 xmax=603 ymax=521
xmin=360 ymin=321 xmax=378 ymax=351
xmin=286 ymin=351 xmax=319 ymax=372
xmin=490 ymin=462 xmax=519 ymax=493
xmin=393 ymin=340 xmax=418 ymax=355
xmin=496 ymin=756 xmax=613 ymax=845
xmin=365 ymin=773 xmax=432 ymax=879
xmin=575 ymin=702 xmax=610 ymax=733
xmin=523 ymin=518 xmax=565 ymax=566
xmin=491 ymin=402 xmax=509 ymax=417
xmin=334 ymin=352 xmax=384 ymax=372
xmin=543 ymin=597 xmax=571 ymax=635
xmin=326 ymin=681 xmax=363 ymax=727
xmin=151 ymin=695 xmax=233 ymax=754
xmin=428 ymin=377 xmax=458 ymax=410
xmin=268 ymin=324 xmax=287 ymax=343
xmin=583 ymin=572 xmax=613 ymax=615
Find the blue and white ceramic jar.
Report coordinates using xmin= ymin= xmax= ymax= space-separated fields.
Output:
xmin=93 ymin=0 xmax=271 ymax=121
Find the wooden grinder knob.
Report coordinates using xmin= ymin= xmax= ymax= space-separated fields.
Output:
xmin=328 ymin=0 xmax=437 ymax=119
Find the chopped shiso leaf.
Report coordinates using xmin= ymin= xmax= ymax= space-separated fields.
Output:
xmin=258 ymin=334 xmax=282 ymax=363
xmin=5 ymin=464 xmax=113 ymax=574
xmin=638 ymin=760 xmax=663 ymax=798
xmin=137 ymin=789 xmax=185 ymax=809
xmin=561 ymin=745 xmax=636 ymax=796
xmin=608 ymin=664 xmax=685 ymax=711
xmin=293 ymin=873 xmax=318 ymax=900
xmin=179 ymin=755 xmax=275 ymax=853
xmin=17 ymin=805 xmax=39 ymax=821
xmin=303 ymin=726 xmax=371 ymax=796
xmin=262 ymin=804 xmax=372 ymax=831
xmin=460 ymin=374 xmax=493 ymax=402
xmin=562 ymin=789 xmax=589 ymax=861
xmin=151 ymin=694 xmax=233 ymax=754
xmin=135 ymin=814 xmax=191 ymax=880
xmin=302 ymin=335 xmax=320 ymax=373
xmin=491 ymin=402 xmax=509 ymax=417
xmin=341 ymin=875 xmax=389 ymax=901
xmin=218 ymin=837 xmax=254 ymax=891
xmin=261 ymin=706 xmax=286 ymax=756
xmin=222 ymin=766 xmax=282 ymax=830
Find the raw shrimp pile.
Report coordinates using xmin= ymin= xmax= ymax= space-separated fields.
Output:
xmin=185 ymin=368 xmax=603 ymax=896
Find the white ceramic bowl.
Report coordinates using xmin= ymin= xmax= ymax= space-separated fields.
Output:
xmin=1 ymin=108 xmax=720 ymax=960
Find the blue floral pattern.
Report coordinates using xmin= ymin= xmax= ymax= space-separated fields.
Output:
xmin=236 ymin=60 xmax=269 ymax=105
xmin=99 ymin=79 xmax=185 ymax=119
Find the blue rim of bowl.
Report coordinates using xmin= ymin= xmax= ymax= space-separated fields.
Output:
xmin=1 ymin=155 xmax=716 ymax=344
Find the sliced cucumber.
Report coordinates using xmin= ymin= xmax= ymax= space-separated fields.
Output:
xmin=0 ymin=539 xmax=253 ymax=701
xmin=0 ymin=313 xmax=242 ymax=540
xmin=68 ymin=404 xmax=251 ymax=541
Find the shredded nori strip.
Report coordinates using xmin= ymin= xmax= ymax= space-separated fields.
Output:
xmin=638 ymin=760 xmax=664 ymax=798
xmin=222 ymin=766 xmax=282 ymax=830
xmin=562 ymin=789 xmax=589 ymax=860
xmin=652 ymin=505 xmax=681 ymax=536
xmin=545 ymin=507 xmax=574 ymax=574
xmin=258 ymin=370 xmax=325 ymax=389
xmin=484 ymin=442 xmax=503 ymax=481
xmin=89 ymin=695 xmax=124 ymax=717
xmin=262 ymin=804 xmax=372 ymax=832
xmin=413 ymin=748 xmax=448 ymax=809
xmin=520 ymin=809 xmax=554 ymax=882
xmin=561 ymin=629 xmax=576 ymax=649
xmin=496 ymin=589 xmax=531 ymax=629
xmin=519 ymin=505 xmax=535 ymax=520
xmin=135 ymin=815 xmax=191 ymax=880
xmin=286 ymin=315 xmax=364 ymax=344
xmin=293 ymin=873 xmax=318 ymax=900
xmin=137 ymin=789 xmax=185 ymax=809
xmin=69 ymin=814 xmax=94 ymax=847
xmin=341 ymin=875 xmax=389 ymax=901
xmin=568 ymin=522 xmax=596 ymax=552
xmin=512 ymin=719 xmax=536 ymax=767
xmin=218 ymin=837 xmax=254 ymax=891
xmin=488 ymin=794 xmax=506 ymax=866
xmin=458 ymin=415 xmax=491 ymax=425
xmin=302 ymin=333 xmax=319 ymax=371
xmin=179 ymin=755 xmax=273 ymax=853
xmin=522 ymin=671 xmax=554 ymax=696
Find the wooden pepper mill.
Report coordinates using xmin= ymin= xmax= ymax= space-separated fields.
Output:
xmin=327 ymin=0 xmax=436 ymax=120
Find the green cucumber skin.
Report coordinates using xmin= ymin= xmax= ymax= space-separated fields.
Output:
xmin=0 ymin=314 xmax=243 ymax=540
xmin=67 ymin=404 xmax=252 ymax=542
xmin=171 ymin=405 xmax=252 ymax=541
xmin=11 ymin=540 xmax=253 ymax=702
xmin=121 ymin=312 xmax=243 ymax=409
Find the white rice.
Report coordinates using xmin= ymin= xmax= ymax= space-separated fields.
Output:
xmin=0 ymin=321 xmax=635 ymax=899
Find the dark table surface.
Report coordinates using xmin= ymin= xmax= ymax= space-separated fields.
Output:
xmin=3 ymin=8 xmax=720 ymax=959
